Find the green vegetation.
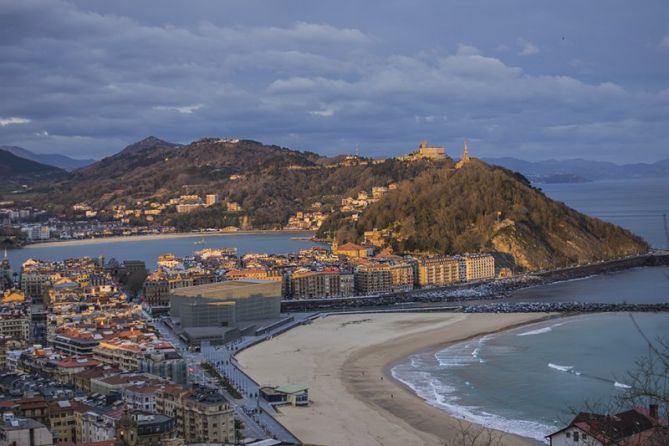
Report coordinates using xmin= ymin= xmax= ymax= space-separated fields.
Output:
xmin=30 ymin=138 xmax=440 ymax=228
xmin=318 ymin=159 xmax=649 ymax=270
xmin=200 ymin=361 xmax=243 ymax=399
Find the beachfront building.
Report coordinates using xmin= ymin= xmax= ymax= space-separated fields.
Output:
xmin=169 ymin=280 xmax=282 ymax=327
xmin=354 ymin=264 xmax=393 ymax=295
xmin=390 ymin=263 xmax=414 ymax=292
xmin=290 ymin=270 xmax=354 ymax=299
xmin=463 ymin=253 xmax=495 ymax=282
xmin=260 ymin=384 xmax=309 ymax=407
xmin=417 ymin=256 xmax=460 ymax=287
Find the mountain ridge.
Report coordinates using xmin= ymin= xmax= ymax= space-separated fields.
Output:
xmin=484 ymin=156 xmax=669 ymax=182
xmin=0 ymin=149 xmax=67 ymax=190
xmin=0 ymin=145 xmax=95 ymax=171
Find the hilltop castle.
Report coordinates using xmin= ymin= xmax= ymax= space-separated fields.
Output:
xmin=398 ymin=140 xmax=446 ymax=161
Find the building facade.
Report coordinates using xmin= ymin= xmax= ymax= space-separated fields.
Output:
xmin=417 ymin=257 xmax=460 ymax=287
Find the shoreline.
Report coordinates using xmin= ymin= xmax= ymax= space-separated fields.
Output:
xmin=238 ymin=312 xmax=556 ymax=446
xmin=18 ymin=229 xmax=317 ymax=249
xmin=379 ymin=314 xmax=567 ymax=443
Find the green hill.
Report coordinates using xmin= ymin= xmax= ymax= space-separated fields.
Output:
xmin=31 ymin=137 xmax=440 ymax=227
xmin=317 ymin=159 xmax=649 ymax=270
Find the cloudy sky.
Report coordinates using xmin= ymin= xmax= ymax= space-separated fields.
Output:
xmin=1 ymin=0 xmax=668 ymax=162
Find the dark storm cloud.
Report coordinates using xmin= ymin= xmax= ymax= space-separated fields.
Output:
xmin=0 ymin=0 xmax=667 ymax=161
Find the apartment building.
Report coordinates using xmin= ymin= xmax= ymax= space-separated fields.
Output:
xmin=417 ymin=256 xmax=461 ymax=287
xmin=156 ymin=385 xmax=234 ymax=444
xmin=354 ymin=264 xmax=393 ymax=295
xmin=290 ymin=271 xmax=354 ymax=299
xmin=0 ymin=309 xmax=30 ymax=345
xmin=463 ymin=254 xmax=495 ymax=281
xmin=389 ymin=263 xmax=414 ymax=292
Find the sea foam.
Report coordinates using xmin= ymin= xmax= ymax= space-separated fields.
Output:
xmin=390 ymin=361 xmax=555 ymax=441
xmin=548 ymin=363 xmax=573 ymax=372
xmin=517 ymin=322 xmax=564 ymax=337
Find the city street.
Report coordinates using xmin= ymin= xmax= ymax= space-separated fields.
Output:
xmin=145 ymin=310 xmax=313 ymax=443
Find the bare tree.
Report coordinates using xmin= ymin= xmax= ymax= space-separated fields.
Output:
xmin=442 ymin=419 xmax=504 ymax=446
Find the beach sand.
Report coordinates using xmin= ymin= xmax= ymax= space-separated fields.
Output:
xmin=237 ymin=312 xmax=554 ymax=446
xmin=23 ymin=229 xmax=313 ymax=248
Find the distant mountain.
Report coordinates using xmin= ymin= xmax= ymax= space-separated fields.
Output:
xmin=319 ymin=159 xmax=649 ymax=270
xmin=484 ymin=157 xmax=669 ymax=183
xmin=0 ymin=149 xmax=67 ymax=190
xmin=114 ymin=136 xmax=181 ymax=156
xmin=0 ymin=145 xmax=95 ymax=171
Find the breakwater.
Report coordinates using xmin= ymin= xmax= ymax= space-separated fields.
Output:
xmin=463 ymin=302 xmax=669 ymax=313
xmin=534 ymin=251 xmax=669 ymax=282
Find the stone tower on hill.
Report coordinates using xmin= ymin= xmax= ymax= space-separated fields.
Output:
xmin=455 ymin=141 xmax=471 ymax=169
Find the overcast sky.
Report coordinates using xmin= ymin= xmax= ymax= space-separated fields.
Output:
xmin=1 ymin=0 xmax=668 ymax=162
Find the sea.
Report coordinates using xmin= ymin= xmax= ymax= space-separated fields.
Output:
xmin=5 ymin=232 xmax=322 ymax=271
xmin=392 ymin=177 xmax=669 ymax=441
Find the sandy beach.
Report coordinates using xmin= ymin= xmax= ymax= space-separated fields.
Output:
xmin=22 ymin=229 xmax=314 ymax=249
xmin=237 ymin=312 xmax=556 ymax=446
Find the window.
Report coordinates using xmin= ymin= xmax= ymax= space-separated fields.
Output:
xmin=566 ymin=432 xmax=571 ymax=438
xmin=573 ymin=431 xmax=579 ymax=442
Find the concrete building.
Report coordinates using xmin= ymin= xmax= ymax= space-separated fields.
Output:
xmin=142 ymin=275 xmax=170 ymax=307
xmin=0 ymin=413 xmax=53 ymax=446
xmin=169 ymin=280 xmax=281 ymax=327
xmin=354 ymin=264 xmax=392 ymax=295
xmin=48 ymin=332 xmax=99 ymax=356
xmin=389 ymin=263 xmax=414 ymax=292
xmin=418 ymin=256 xmax=460 ymax=287
xmin=93 ymin=340 xmax=187 ymax=384
xmin=463 ymin=253 xmax=495 ymax=282
xmin=156 ymin=385 xmax=234 ymax=444
xmin=290 ymin=271 xmax=354 ymax=299
xmin=0 ymin=309 xmax=30 ymax=345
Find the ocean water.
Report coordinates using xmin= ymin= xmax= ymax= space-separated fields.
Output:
xmin=510 ymin=266 xmax=669 ymax=304
xmin=540 ymin=177 xmax=669 ymax=249
xmin=392 ymin=312 xmax=669 ymax=441
xmin=5 ymin=232 xmax=322 ymax=270
xmin=393 ymin=178 xmax=669 ymax=440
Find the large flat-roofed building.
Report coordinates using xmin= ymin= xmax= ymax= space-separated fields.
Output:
xmin=169 ymin=280 xmax=281 ymax=327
